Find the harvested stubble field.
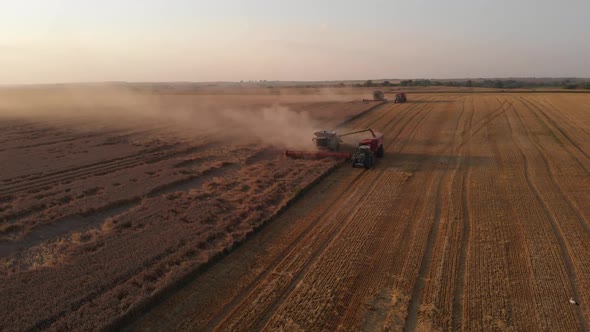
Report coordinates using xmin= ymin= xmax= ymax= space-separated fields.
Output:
xmin=2 ymin=89 xmax=590 ymax=331
xmin=128 ymin=92 xmax=590 ymax=331
xmin=0 ymin=86 xmax=381 ymax=331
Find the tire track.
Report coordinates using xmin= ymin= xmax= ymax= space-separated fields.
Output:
xmin=210 ymin=172 xmax=382 ymax=330
xmin=326 ymin=98 xmax=457 ymax=331
xmin=120 ymin=94 xmax=590 ymax=331
xmin=252 ymin=100 xmax=435 ymax=331
xmin=258 ymin=97 xmax=439 ymax=331
xmin=502 ymin=97 xmax=588 ymax=331
xmin=0 ymin=161 xmax=243 ymax=258
xmin=456 ymin=97 xmax=507 ymax=150
xmin=393 ymin=98 xmax=464 ymax=330
xmin=118 ymin=100 xmax=416 ymax=328
xmin=28 ymin=233 xmax=197 ymax=331
xmin=198 ymin=169 xmax=367 ymax=330
xmin=336 ymin=101 xmax=389 ymax=129
xmin=520 ymin=96 xmax=590 ymax=163
xmin=0 ymin=128 xmax=128 ymax=152
xmin=352 ymin=96 xmax=430 ymax=131
xmin=335 ymin=176 xmax=414 ymax=329
xmin=514 ymin=96 xmax=590 ymax=184
xmin=403 ymin=96 xmax=465 ymax=332
xmin=0 ymin=144 xmax=213 ymax=197
xmin=248 ymin=170 xmax=387 ymax=331
xmin=538 ymin=97 xmax=590 ymax=141
xmin=1 ymin=144 xmax=175 ymax=186
xmin=267 ymin=173 xmax=410 ymax=331
xmin=510 ymin=97 xmax=590 ymax=236
xmin=452 ymin=96 xmax=475 ymax=331
xmin=22 ymin=156 xmax=280 ymax=330
xmin=207 ymin=100 xmax=434 ymax=331
xmin=361 ymin=96 xmax=428 ymax=129
xmin=508 ymin=97 xmax=590 ymax=325
xmin=492 ymin=97 xmax=544 ymax=330
xmin=502 ymin=106 xmax=544 ymax=330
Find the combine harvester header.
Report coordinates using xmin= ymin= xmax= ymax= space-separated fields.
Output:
xmin=284 ymin=150 xmax=352 ymax=159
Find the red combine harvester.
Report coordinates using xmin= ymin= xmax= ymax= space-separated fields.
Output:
xmin=286 ymin=128 xmax=384 ymax=168
xmin=394 ymin=92 xmax=407 ymax=103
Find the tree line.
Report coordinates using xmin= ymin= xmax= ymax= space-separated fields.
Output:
xmin=352 ymin=79 xmax=590 ymax=89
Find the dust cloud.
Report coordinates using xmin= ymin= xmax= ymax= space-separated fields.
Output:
xmin=0 ymin=85 xmax=324 ymax=150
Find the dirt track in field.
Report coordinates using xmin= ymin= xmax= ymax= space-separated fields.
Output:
xmin=127 ymin=93 xmax=590 ymax=331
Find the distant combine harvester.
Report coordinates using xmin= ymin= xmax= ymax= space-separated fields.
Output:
xmin=363 ymin=91 xmax=385 ymax=102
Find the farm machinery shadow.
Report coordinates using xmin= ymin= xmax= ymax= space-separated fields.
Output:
xmin=382 ymin=152 xmax=491 ymax=170
xmin=409 ymin=99 xmax=453 ymax=104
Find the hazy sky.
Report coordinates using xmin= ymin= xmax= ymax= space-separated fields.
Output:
xmin=2 ymin=0 xmax=589 ymax=84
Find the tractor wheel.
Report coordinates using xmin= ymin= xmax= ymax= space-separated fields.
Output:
xmin=376 ymin=145 xmax=384 ymax=158
xmin=364 ymin=156 xmax=373 ymax=169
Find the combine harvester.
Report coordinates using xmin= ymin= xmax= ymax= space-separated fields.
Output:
xmin=286 ymin=128 xmax=384 ymax=169
xmin=363 ymin=91 xmax=386 ymax=102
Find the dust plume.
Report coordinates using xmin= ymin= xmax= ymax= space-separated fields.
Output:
xmin=0 ymin=85 xmax=322 ymax=150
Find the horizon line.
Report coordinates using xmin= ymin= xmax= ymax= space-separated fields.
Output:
xmin=2 ymin=77 xmax=589 ymax=87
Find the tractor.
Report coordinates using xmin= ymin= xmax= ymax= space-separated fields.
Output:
xmin=286 ymin=128 xmax=384 ymax=168
xmin=350 ymin=131 xmax=384 ymax=168
xmin=351 ymin=145 xmax=375 ymax=169
xmin=394 ymin=92 xmax=407 ymax=103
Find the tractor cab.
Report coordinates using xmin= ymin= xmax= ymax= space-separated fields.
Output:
xmin=358 ymin=133 xmax=384 ymax=158
xmin=357 ymin=145 xmax=372 ymax=152
xmin=352 ymin=145 xmax=375 ymax=169
xmin=359 ymin=138 xmax=378 ymax=151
